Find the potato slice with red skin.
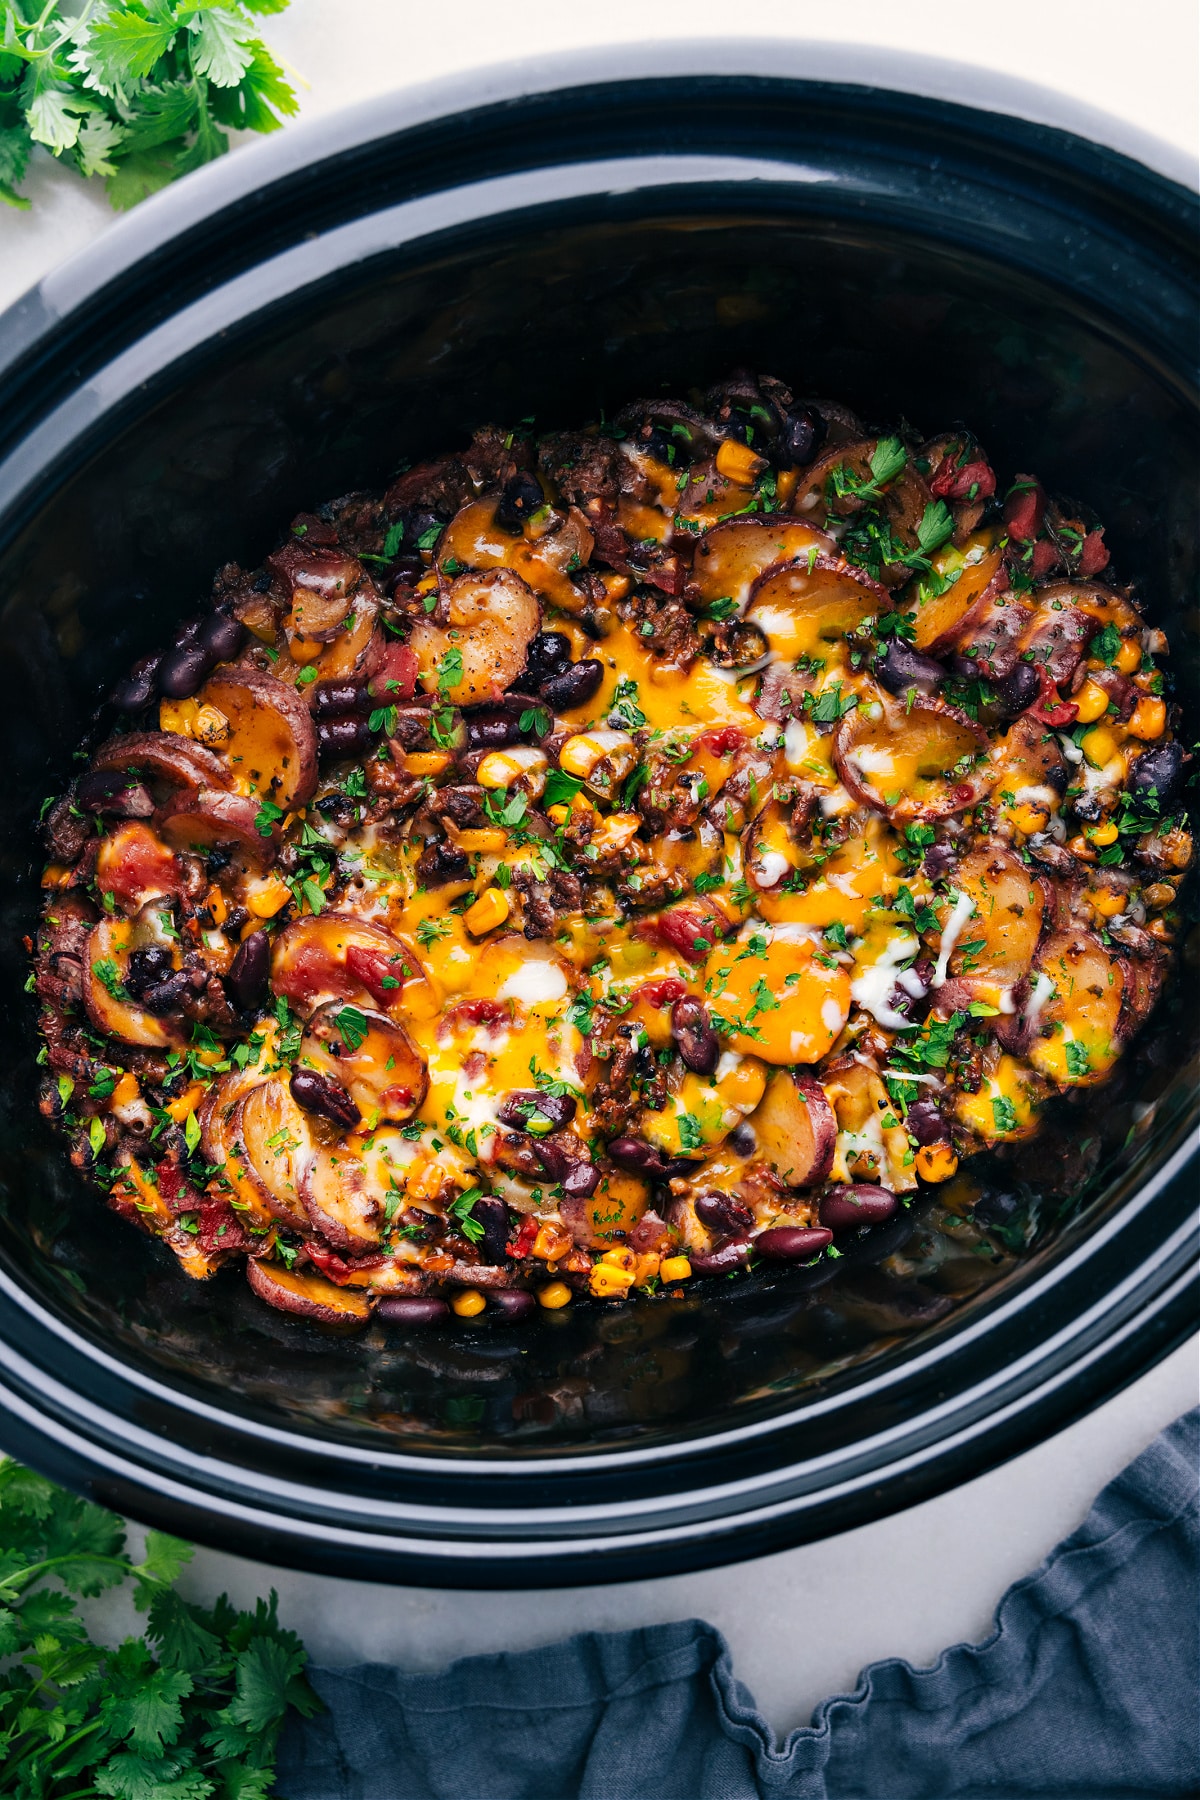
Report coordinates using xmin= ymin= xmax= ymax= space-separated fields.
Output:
xmin=198 ymin=1072 xmax=279 ymax=1232
xmin=690 ymin=517 xmax=834 ymax=612
xmin=790 ymin=439 xmax=933 ymax=586
xmin=246 ymin=1258 xmax=371 ymax=1326
xmin=82 ymin=916 xmax=187 ymax=1049
xmin=300 ymin=1002 xmax=428 ymax=1123
xmin=747 ymin=554 xmax=888 ymax=660
xmin=231 ymin=1078 xmax=313 ymax=1230
xmin=95 ymin=821 xmax=185 ymax=914
xmin=91 ymin=731 xmax=231 ymax=792
xmin=1027 ymin=929 xmax=1124 ymax=1086
xmin=156 ymin=789 xmax=277 ymax=873
xmin=199 ymin=666 xmax=318 ymax=808
xmin=748 ymin=1072 xmax=837 ymax=1187
xmin=834 ymin=698 xmax=990 ymax=823
xmin=940 ymin=845 xmax=1046 ymax=993
xmin=907 ymin=546 xmax=1006 ymax=655
xmin=300 ymin=1146 xmax=382 ymax=1250
xmin=409 ymin=569 xmax=540 ymax=705
xmin=271 ymin=914 xmax=414 ymax=1016
xmin=313 ymin=601 xmax=382 ymax=684
xmin=266 ymin=542 xmax=365 ymax=641
xmin=437 ymin=497 xmax=593 ymax=612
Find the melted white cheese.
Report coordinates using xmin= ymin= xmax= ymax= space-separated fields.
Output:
xmin=931 ymin=890 xmax=976 ymax=988
xmin=850 ymin=931 xmax=920 ymax=1031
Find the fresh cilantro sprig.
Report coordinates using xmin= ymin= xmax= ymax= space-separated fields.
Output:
xmin=0 ymin=1 xmax=298 ymax=214
xmin=0 ymin=1455 xmax=318 ymax=1796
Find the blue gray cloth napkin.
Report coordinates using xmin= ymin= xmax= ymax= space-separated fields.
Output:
xmin=276 ymin=1407 xmax=1199 ymax=1799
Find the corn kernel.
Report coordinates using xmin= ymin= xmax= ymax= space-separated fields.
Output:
xmin=1073 ymin=680 xmax=1110 ymax=725
xmin=598 ymin=1246 xmax=637 ymax=1272
xmin=40 ymin=863 xmax=71 ymax=889
xmin=159 ymin=697 xmax=199 ymax=737
xmin=1114 ymin=638 xmax=1142 ymax=674
xmin=404 ymin=751 xmax=452 ymax=778
xmin=532 ymin=1222 xmax=573 ymax=1262
xmin=775 ymin=469 xmax=800 ymax=505
xmin=451 ymin=1287 xmax=487 ymax=1318
xmin=589 ymin=1262 xmax=635 ymax=1298
xmin=1147 ymin=917 xmax=1172 ymax=941
xmin=715 ymin=438 xmax=768 ymax=486
xmin=165 ymin=1081 xmax=205 ymax=1123
xmin=464 ymin=888 xmax=510 ymax=936
xmin=547 ymin=804 xmax=570 ymax=825
xmin=451 ymin=827 xmax=508 ymax=854
xmin=1080 ymin=725 xmax=1119 ymax=768
xmin=1127 ymin=697 xmax=1165 ymax=740
xmin=416 ymin=571 xmax=438 ymax=592
xmin=287 ymin=633 xmax=324 ymax=664
xmin=203 ymin=883 xmax=228 ymax=928
xmin=601 ymin=571 xmax=631 ymax=601
xmin=245 ymin=877 xmax=292 ymax=918
xmin=915 ymin=1142 xmax=959 ymax=1183
xmin=1087 ymin=820 xmax=1119 ymax=847
xmin=1010 ymin=802 xmax=1049 ymax=837
xmin=1067 ymin=835 xmax=1096 ymax=862
xmin=589 ymin=812 xmax=642 ymax=855
xmin=192 ymin=703 xmax=230 ymax=748
xmin=1143 ymin=881 xmax=1175 ymax=911
xmin=659 ymin=1254 xmax=693 ymax=1283
xmin=476 ymin=746 xmax=547 ymax=790
xmin=1089 ymin=887 xmax=1127 ymax=919
xmin=632 ymin=1252 xmax=662 ymax=1286
xmin=537 ymin=1280 xmax=572 ymax=1310
xmin=559 ymin=734 xmax=605 ymax=778
xmin=111 ymin=1072 xmax=140 ymax=1109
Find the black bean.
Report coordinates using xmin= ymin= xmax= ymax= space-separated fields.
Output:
xmin=376 ymin=1296 xmax=450 ymax=1326
xmin=494 ymin=470 xmax=545 ymax=532
xmin=607 ymin=1137 xmax=693 ymax=1181
xmin=316 ymin=715 xmax=371 ymax=757
xmin=312 ymin=679 xmax=370 ymax=720
xmin=728 ymin=1123 xmax=756 ymax=1156
xmin=996 ymin=662 xmax=1041 ymax=718
xmin=495 ymin=1089 xmax=577 ymax=1131
xmin=488 ymin=1289 xmax=536 ymax=1321
xmin=290 ymin=1067 xmax=362 ymax=1130
xmin=466 ymin=708 xmax=523 ymax=750
xmin=694 ymin=1192 xmax=754 ymax=1236
xmin=110 ymin=651 xmax=163 ymax=713
xmin=199 ymin=610 xmax=245 ymax=661
xmin=818 ymin=1186 xmax=897 ymax=1232
xmin=524 ymin=631 xmax=573 ymax=686
xmin=781 ymin=405 xmax=826 ymax=465
xmin=875 ymin=640 xmax=946 ymax=697
xmin=689 ymin=1238 xmax=751 ymax=1275
xmin=1128 ymin=741 xmax=1184 ymax=807
xmin=671 ymin=995 xmax=720 ymax=1075
xmin=125 ymin=945 xmax=174 ymax=1000
xmin=158 ymin=640 xmax=217 ymax=699
xmin=755 ymin=1225 xmax=834 ymax=1261
xmin=139 ymin=971 xmax=192 ymax=1016
xmin=226 ymin=931 xmax=270 ymax=1011
xmin=75 ymin=769 xmax=154 ymax=819
xmin=904 ymin=1099 xmax=948 ymax=1146
xmin=469 ymin=1196 xmax=511 ymax=1263
xmin=539 ymin=659 xmax=604 ymax=711
xmin=561 ymin=1160 xmax=599 ymax=1199
xmin=922 ymin=843 xmax=959 ymax=881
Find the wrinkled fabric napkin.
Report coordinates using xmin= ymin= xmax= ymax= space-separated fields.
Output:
xmin=276 ymin=1407 xmax=1199 ymax=1800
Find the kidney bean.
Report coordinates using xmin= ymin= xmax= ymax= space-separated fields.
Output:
xmin=781 ymin=404 xmax=826 ymax=464
xmin=158 ymin=640 xmax=216 ymax=699
xmin=75 ymin=769 xmax=154 ymax=818
xmin=728 ymin=1123 xmax=757 ymax=1156
xmin=171 ymin=615 xmax=205 ymax=650
xmin=495 ymin=470 xmax=545 ymax=531
xmin=607 ymin=1137 xmax=694 ymax=1181
xmin=376 ymin=1296 xmax=450 ymax=1326
xmin=922 ymin=843 xmax=959 ymax=881
xmin=996 ymin=661 xmax=1041 ymax=718
xmin=290 ymin=1067 xmax=362 ymax=1130
xmin=755 ymin=1225 xmax=834 ymax=1261
xmin=226 ymin=930 xmax=270 ymax=1011
xmin=1129 ymin=741 xmax=1183 ymax=806
xmin=670 ymin=995 xmax=720 ymax=1075
xmin=469 ymin=1196 xmax=511 ymax=1264
xmin=539 ymin=659 xmax=604 ymax=711
xmin=524 ymin=631 xmax=573 ymax=685
xmin=311 ymin=679 xmax=370 ymax=720
xmin=904 ymin=1100 xmax=948 ymax=1146
xmin=561 ymin=1160 xmax=599 ymax=1199
xmin=198 ymin=610 xmax=245 ymax=661
xmin=110 ymin=651 xmax=163 ymax=712
xmin=689 ymin=1238 xmax=751 ymax=1275
xmin=694 ymin=1192 xmax=754 ymax=1236
xmin=496 ymin=1089 xmax=577 ymax=1131
xmin=818 ymin=1185 xmax=897 ymax=1232
xmin=488 ymin=1289 xmax=537 ymax=1321
xmin=317 ymin=715 xmax=371 ymax=757
xmin=125 ymin=945 xmax=174 ymax=1000
xmin=466 ymin=707 xmax=522 ymax=750
xmin=875 ymin=640 xmax=946 ymax=697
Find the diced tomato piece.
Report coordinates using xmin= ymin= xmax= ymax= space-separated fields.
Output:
xmin=445 ymin=997 xmax=509 ymax=1032
xmin=640 ymin=904 xmax=723 ymax=964
xmin=97 ymin=822 xmax=182 ymax=914
xmin=509 ymin=1216 xmax=539 ymax=1259
xmin=305 ymin=1242 xmax=355 ymax=1284
xmin=1003 ymin=476 xmax=1047 ymax=544
xmin=930 ymin=453 xmax=996 ymax=503
xmin=1029 ymin=675 xmax=1079 ymax=728
xmin=637 ymin=977 xmax=689 ymax=1009
xmin=1077 ymin=529 xmax=1110 ymax=577
xmin=368 ymin=643 xmax=419 ymax=703
xmin=345 ymin=942 xmax=405 ymax=1007
xmin=699 ymin=726 xmax=745 ymax=757
xmin=195 ymin=1198 xmax=253 ymax=1256
xmin=155 ymin=1161 xmax=190 ymax=1208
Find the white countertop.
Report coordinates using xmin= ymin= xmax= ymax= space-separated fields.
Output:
xmin=4 ymin=0 xmax=1198 ymax=1734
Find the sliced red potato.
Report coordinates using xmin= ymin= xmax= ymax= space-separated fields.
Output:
xmin=747 ymin=1071 xmax=837 ymax=1187
xmin=906 ymin=544 xmax=1006 ymax=655
xmin=156 ymin=788 xmax=277 ymax=873
xmin=246 ymin=1258 xmax=371 ymax=1326
xmin=1027 ymin=929 xmax=1124 ymax=1086
xmin=300 ymin=1001 xmax=428 ymax=1123
xmin=437 ymin=496 xmax=593 ymax=612
xmin=94 ymin=821 xmax=184 ymax=914
xmin=703 ymin=933 xmax=851 ymax=1065
xmin=690 ymin=517 xmax=834 ymax=613
xmin=198 ymin=666 xmax=318 ymax=808
xmin=301 ymin=1146 xmax=383 ymax=1250
xmin=822 ymin=1059 xmax=918 ymax=1193
xmin=229 ymin=1078 xmax=314 ymax=1230
xmin=1032 ymin=579 xmax=1143 ymax=637
xmin=91 ymin=731 xmax=231 ymax=792
xmin=954 ymin=1054 xmax=1045 ymax=1145
xmin=110 ymin=1153 xmax=219 ymax=1281
xmin=746 ymin=555 xmax=888 ymax=661
xmin=266 ymin=542 xmax=365 ymax=641
xmin=990 ymin=713 xmax=1066 ymax=802
xmin=790 ymin=439 xmax=933 ymax=585
xmin=271 ymin=914 xmax=415 ymax=1017
xmin=199 ymin=1071 xmax=280 ymax=1232
xmin=314 ymin=600 xmax=383 ymax=685
xmin=410 ymin=569 xmax=540 ymax=706
xmin=834 ymin=697 xmax=990 ymax=823
xmin=82 ymin=916 xmax=187 ymax=1049
xmin=936 ymin=845 xmax=1046 ymax=1000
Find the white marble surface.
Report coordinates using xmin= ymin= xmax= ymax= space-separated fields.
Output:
xmin=3 ymin=0 xmax=1198 ymax=1735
